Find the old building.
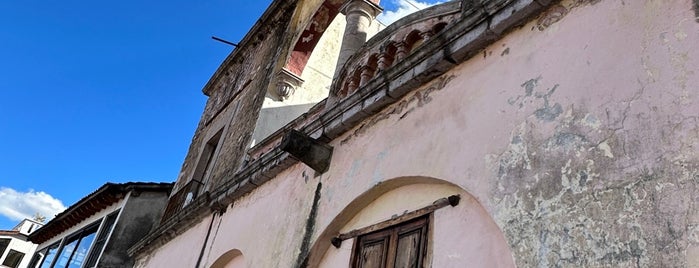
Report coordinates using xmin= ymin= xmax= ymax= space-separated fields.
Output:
xmin=0 ymin=218 xmax=43 ymax=268
xmin=28 ymin=182 xmax=172 ymax=268
xmin=130 ymin=0 xmax=699 ymax=267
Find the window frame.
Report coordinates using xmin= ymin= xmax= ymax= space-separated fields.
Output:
xmin=350 ymin=216 xmax=430 ymax=268
xmin=35 ymin=219 xmax=104 ymax=268
xmin=2 ymin=249 xmax=25 ymax=268
xmin=0 ymin=238 xmax=10 ymax=260
xmin=83 ymin=209 xmax=120 ymax=268
xmin=35 ymin=241 xmax=60 ymax=268
xmin=186 ymin=127 xmax=224 ymax=206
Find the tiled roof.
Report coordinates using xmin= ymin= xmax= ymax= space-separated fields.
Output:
xmin=0 ymin=230 xmax=27 ymax=240
xmin=28 ymin=182 xmax=173 ymax=244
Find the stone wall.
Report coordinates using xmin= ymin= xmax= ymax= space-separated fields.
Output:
xmin=172 ymin=2 xmax=297 ymax=194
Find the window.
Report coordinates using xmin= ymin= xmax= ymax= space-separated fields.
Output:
xmin=0 ymin=238 xmax=9 ymax=259
xmin=2 ymin=249 xmax=25 ymax=268
xmin=36 ymin=222 xmax=100 ymax=268
xmin=83 ymin=210 xmax=119 ymax=268
xmin=52 ymin=224 xmax=98 ymax=268
xmin=351 ymin=217 xmax=429 ymax=268
xmin=186 ymin=128 xmax=224 ymax=206
xmin=36 ymin=242 xmax=60 ymax=268
xmin=28 ymin=252 xmax=44 ymax=268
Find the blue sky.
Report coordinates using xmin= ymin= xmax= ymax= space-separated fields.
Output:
xmin=0 ymin=0 xmax=443 ymax=230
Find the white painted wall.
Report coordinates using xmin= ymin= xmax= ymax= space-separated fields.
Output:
xmin=0 ymin=235 xmax=38 ymax=268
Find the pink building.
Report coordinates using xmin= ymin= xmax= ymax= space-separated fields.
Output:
xmin=130 ymin=0 xmax=699 ymax=267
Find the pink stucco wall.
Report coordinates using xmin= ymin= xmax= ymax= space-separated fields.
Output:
xmin=137 ymin=0 xmax=699 ymax=267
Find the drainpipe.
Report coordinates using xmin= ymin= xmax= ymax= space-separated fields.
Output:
xmin=195 ymin=212 xmax=217 ymax=268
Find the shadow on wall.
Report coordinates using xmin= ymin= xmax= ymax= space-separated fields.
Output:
xmin=307 ymin=176 xmax=516 ymax=267
xmin=251 ymin=103 xmax=319 ymax=146
xmin=210 ymin=249 xmax=245 ymax=268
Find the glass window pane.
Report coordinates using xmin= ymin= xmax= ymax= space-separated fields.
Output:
xmin=84 ymin=211 xmax=119 ymax=268
xmin=38 ymin=243 xmax=60 ymax=268
xmin=66 ymin=229 xmax=97 ymax=268
xmin=2 ymin=249 xmax=25 ymax=268
xmin=28 ymin=249 xmax=45 ymax=268
xmin=53 ymin=237 xmax=79 ymax=268
xmin=0 ymin=238 xmax=9 ymax=257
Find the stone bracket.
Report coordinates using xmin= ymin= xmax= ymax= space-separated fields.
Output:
xmin=274 ymin=68 xmax=304 ymax=101
xmin=280 ymin=129 xmax=333 ymax=173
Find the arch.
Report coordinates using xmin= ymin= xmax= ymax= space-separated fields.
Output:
xmin=377 ymin=41 xmax=398 ymax=70
xmin=358 ymin=53 xmax=380 ymax=86
xmin=404 ymin=29 xmax=423 ymax=53
xmin=432 ymin=22 xmax=449 ymax=35
xmin=209 ymin=249 xmax=245 ymax=268
xmin=284 ymin=0 xmax=382 ymax=76
xmin=307 ymin=176 xmax=515 ymax=267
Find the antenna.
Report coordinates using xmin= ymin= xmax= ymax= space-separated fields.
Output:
xmin=211 ymin=36 xmax=238 ymax=47
xmin=405 ymin=0 xmax=421 ymax=10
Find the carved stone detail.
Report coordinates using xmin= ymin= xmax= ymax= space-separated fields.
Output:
xmin=274 ymin=68 xmax=304 ymax=101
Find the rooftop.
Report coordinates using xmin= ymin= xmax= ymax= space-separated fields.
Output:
xmin=28 ymin=182 xmax=173 ymax=244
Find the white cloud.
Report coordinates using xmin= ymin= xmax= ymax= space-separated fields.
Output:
xmin=377 ymin=0 xmax=446 ymax=26
xmin=0 ymin=187 xmax=66 ymax=223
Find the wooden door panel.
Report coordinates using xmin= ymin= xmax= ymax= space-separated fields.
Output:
xmin=358 ymin=239 xmax=388 ymax=268
xmin=394 ymin=229 xmax=422 ymax=268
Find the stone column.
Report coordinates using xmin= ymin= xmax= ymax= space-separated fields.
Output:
xmin=334 ymin=0 xmax=382 ymax=77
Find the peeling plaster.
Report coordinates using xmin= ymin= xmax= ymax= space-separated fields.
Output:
xmin=489 ymin=75 xmax=699 ymax=266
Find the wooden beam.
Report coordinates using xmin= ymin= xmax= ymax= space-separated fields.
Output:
xmin=331 ymin=194 xmax=460 ymax=248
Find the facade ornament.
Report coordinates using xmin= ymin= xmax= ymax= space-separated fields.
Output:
xmin=274 ymin=68 xmax=304 ymax=101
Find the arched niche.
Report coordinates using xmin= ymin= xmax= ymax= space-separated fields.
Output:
xmin=210 ymin=249 xmax=245 ymax=268
xmin=307 ymin=176 xmax=515 ymax=267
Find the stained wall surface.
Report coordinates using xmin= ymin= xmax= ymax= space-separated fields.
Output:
xmin=136 ymin=0 xmax=699 ymax=267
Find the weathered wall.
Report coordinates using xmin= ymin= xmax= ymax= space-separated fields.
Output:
xmin=134 ymin=214 xmax=212 ymax=268
xmin=172 ymin=2 xmax=297 ymax=194
xmin=251 ymin=14 xmax=346 ymax=145
xmin=99 ymin=191 xmax=169 ymax=267
xmin=138 ymin=0 xmax=699 ymax=267
xmin=484 ymin=0 xmax=699 ymax=265
xmin=135 ymin=164 xmax=319 ymax=268
xmin=251 ymin=10 xmax=384 ymax=145
xmin=308 ymin=0 xmax=699 ymax=266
